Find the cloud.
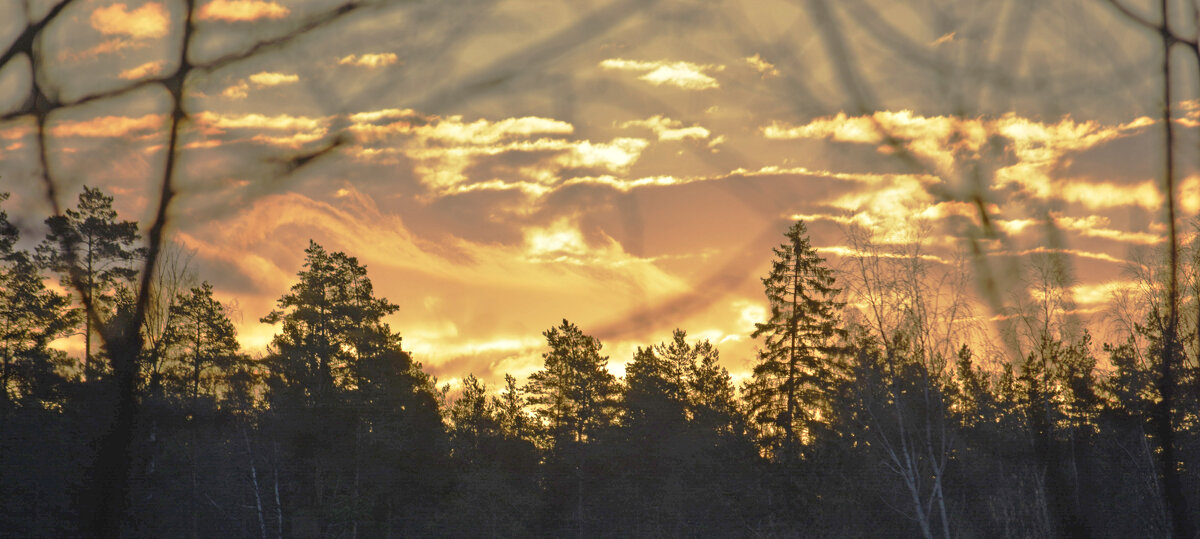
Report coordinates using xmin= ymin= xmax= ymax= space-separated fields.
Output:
xmin=176 ymin=187 xmax=690 ymax=378
xmin=931 ymin=32 xmax=956 ymax=46
xmin=1000 ymin=246 xmax=1128 ymax=265
xmin=50 ymin=114 xmax=166 ymax=138
xmin=1178 ymin=174 xmax=1200 ymax=214
xmin=744 ymin=54 xmax=779 ymax=77
xmin=346 ymin=111 xmax=648 ymax=196
xmin=91 ymin=3 xmax=170 ymax=39
xmin=1070 ymin=280 xmax=1139 ymax=306
xmin=1052 ymin=179 xmax=1163 ymax=211
xmin=61 ymin=38 xmax=147 ymax=62
xmin=194 ymin=112 xmax=326 ymax=132
xmin=248 ymin=72 xmax=299 ymax=86
xmin=348 ymin=108 xmax=420 ymax=123
xmin=763 ymin=111 xmax=1157 ymax=209
xmin=221 ymin=81 xmax=250 ymax=99
xmin=118 ymin=60 xmax=165 ymax=80
xmin=411 ymin=116 xmax=574 ymax=145
xmin=619 ymin=116 xmax=710 ymax=141
xmin=197 ymin=0 xmax=289 ymax=22
xmin=1053 ymin=215 xmax=1162 ymax=245
xmin=221 ymin=72 xmax=299 ymax=99
xmin=600 ymin=59 xmax=723 ymax=90
xmin=338 ymin=53 xmax=399 ymax=68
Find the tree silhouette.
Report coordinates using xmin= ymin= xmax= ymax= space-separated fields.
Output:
xmin=0 ymin=193 xmax=78 ymax=409
xmin=161 ymin=282 xmax=239 ymax=404
xmin=745 ymin=220 xmax=845 ymax=456
xmin=36 ymin=186 xmax=142 ymax=380
xmin=527 ymin=319 xmax=619 ymax=447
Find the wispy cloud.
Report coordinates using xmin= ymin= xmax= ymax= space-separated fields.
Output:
xmin=118 ymin=60 xmax=166 ymax=80
xmin=194 ymin=112 xmax=326 ymax=132
xmin=763 ymin=111 xmax=1157 ymax=209
xmin=600 ymin=59 xmax=723 ymax=90
xmin=338 ymin=53 xmax=399 ymax=68
xmin=744 ymin=54 xmax=779 ymax=78
xmin=619 ymin=116 xmax=710 ymax=141
xmin=248 ymin=72 xmax=299 ymax=86
xmin=346 ymin=111 xmax=648 ymax=196
xmin=61 ymin=38 xmax=143 ymax=62
xmin=197 ymin=0 xmax=290 ymax=22
xmin=91 ymin=3 xmax=169 ymax=39
xmin=51 ymin=114 xmax=166 ymax=138
xmin=931 ymin=32 xmax=956 ymax=46
xmin=221 ymin=72 xmax=300 ymax=99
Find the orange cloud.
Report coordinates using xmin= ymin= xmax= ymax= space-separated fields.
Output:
xmin=620 ymin=116 xmax=710 ymax=141
xmin=1179 ymin=174 xmax=1200 ymax=214
xmin=600 ymin=59 xmax=723 ymax=90
xmin=221 ymin=72 xmax=299 ymax=99
xmin=413 ymin=115 xmax=573 ymax=144
xmin=931 ymin=32 xmax=956 ymax=46
xmin=61 ymin=38 xmax=147 ymax=62
xmin=177 ymin=187 xmax=692 ymax=377
xmin=248 ymin=72 xmax=299 ymax=86
xmin=91 ymin=2 xmax=169 ymax=39
xmin=1051 ymin=179 xmax=1162 ymax=211
xmin=347 ymin=108 xmax=419 ymax=123
xmin=1054 ymin=215 xmax=1162 ymax=245
xmin=745 ymin=54 xmax=779 ymax=77
xmin=1070 ymin=280 xmax=1139 ymax=306
xmin=51 ymin=114 xmax=166 ymax=138
xmin=118 ymin=60 xmax=165 ymax=80
xmin=197 ymin=0 xmax=289 ymax=22
xmin=338 ymin=53 xmax=399 ymax=68
xmin=221 ymin=81 xmax=250 ymax=99
xmin=193 ymin=112 xmax=326 ymax=132
xmin=764 ymin=111 xmax=1157 ymax=209
xmin=345 ymin=112 xmax=652 ymax=195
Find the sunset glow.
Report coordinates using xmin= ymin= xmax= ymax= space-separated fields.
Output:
xmin=0 ymin=0 xmax=1186 ymax=394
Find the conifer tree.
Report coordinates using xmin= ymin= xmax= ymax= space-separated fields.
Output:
xmin=527 ymin=319 xmax=619 ymax=446
xmin=745 ymin=220 xmax=845 ymax=454
xmin=36 ymin=186 xmax=142 ymax=377
xmin=496 ymin=373 xmax=528 ymax=439
xmin=161 ymin=282 xmax=240 ymax=402
xmin=261 ymin=240 xmax=400 ymax=403
xmin=0 ymin=194 xmax=79 ymax=408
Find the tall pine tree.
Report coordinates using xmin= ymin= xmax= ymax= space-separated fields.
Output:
xmin=36 ymin=186 xmax=142 ymax=378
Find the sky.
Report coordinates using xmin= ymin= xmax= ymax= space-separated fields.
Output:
xmin=0 ymin=0 xmax=1194 ymax=387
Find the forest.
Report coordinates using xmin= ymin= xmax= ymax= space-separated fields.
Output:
xmin=1 ymin=185 xmax=1197 ymax=538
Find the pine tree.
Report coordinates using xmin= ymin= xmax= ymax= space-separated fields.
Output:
xmin=161 ymin=282 xmax=240 ymax=403
xmin=745 ymin=220 xmax=845 ymax=455
xmin=261 ymin=240 xmax=400 ymax=403
xmin=36 ymin=186 xmax=143 ymax=377
xmin=526 ymin=319 xmax=619 ymax=446
xmin=496 ymin=373 xmax=528 ymax=439
xmin=450 ymin=374 xmax=499 ymax=453
xmin=625 ymin=328 xmax=739 ymax=434
xmin=685 ymin=337 xmax=741 ymax=435
xmin=260 ymin=240 xmax=445 ymax=535
xmin=0 ymin=194 xmax=79 ymax=408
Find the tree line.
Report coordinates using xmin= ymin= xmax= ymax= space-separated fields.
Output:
xmin=1 ymin=186 xmax=1197 ymax=538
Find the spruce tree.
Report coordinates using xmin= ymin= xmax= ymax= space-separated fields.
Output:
xmin=745 ymin=220 xmax=845 ymax=455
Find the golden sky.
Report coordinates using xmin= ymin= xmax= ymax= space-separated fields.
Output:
xmin=0 ymin=0 xmax=1191 ymax=386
